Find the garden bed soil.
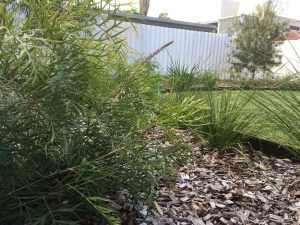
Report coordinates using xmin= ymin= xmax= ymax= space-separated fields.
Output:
xmin=246 ymin=136 xmax=298 ymax=161
xmin=216 ymin=79 xmax=300 ymax=91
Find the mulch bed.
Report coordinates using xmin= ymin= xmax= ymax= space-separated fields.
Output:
xmin=124 ymin=131 xmax=300 ymax=225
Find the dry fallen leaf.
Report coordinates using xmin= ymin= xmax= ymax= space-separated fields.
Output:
xmin=203 ymin=214 xmax=212 ymax=221
xmin=180 ymin=196 xmax=190 ymax=202
xmin=154 ymin=201 xmax=164 ymax=216
xmin=190 ymin=218 xmax=205 ymax=225
xmin=190 ymin=203 xmax=203 ymax=212
xmin=254 ymin=162 xmax=268 ymax=171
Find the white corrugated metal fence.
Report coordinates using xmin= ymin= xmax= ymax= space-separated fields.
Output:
xmin=122 ymin=22 xmax=233 ymax=75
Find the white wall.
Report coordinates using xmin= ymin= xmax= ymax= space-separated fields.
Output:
xmin=219 ymin=0 xmax=266 ymax=18
xmin=274 ymin=40 xmax=300 ymax=76
xmin=220 ymin=0 xmax=240 ymax=18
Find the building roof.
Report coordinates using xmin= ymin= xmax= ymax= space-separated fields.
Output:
xmin=113 ymin=12 xmax=217 ymax=33
xmin=206 ymin=15 xmax=300 ymax=24
xmin=286 ymin=31 xmax=300 ymax=40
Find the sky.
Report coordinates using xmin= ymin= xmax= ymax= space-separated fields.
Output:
xmin=116 ymin=0 xmax=300 ymax=23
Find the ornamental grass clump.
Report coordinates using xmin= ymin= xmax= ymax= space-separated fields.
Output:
xmin=167 ymin=61 xmax=200 ymax=92
xmin=198 ymin=70 xmax=218 ymax=90
xmin=0 ymin=1 xmax=186 ymax=224
xmin=159 ymin=95 xmax=207 ymax=130
xmin=195 ymin=91 xmax=262 ymax=152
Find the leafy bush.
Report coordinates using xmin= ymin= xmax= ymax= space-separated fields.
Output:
xmin=0 ymin=1 xmax=185 ymax=224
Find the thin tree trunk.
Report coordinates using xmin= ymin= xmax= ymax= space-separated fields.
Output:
xmin=251 ymin=68 xmax=256 ymax=80
xmin=139 ymin=0 xmax=150 ymax=16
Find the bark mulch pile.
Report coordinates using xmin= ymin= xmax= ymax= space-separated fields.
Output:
xmin=128 ymin=132 xmax=300 ymax=225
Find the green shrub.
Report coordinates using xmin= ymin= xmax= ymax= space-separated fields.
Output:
xmin=0 ymin=1 xmax=185 ymax=224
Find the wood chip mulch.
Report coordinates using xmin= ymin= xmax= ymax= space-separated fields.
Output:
xmin=132 ymin=132 xmax=300 ymax=225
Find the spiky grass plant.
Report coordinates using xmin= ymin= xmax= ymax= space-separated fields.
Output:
xmin=159 ymin=94 xmax=207 ymax=130
xmin=0 ymin=1 xmax=185 ymax=224
xmin=159 ymin=91 xmax=261 ymax=153
xmin=167 ymin=61 xmax=200 ymax=92
xmin=195 ymin=91 xmax=262 ymax=152
xmin=275 ymin=75 xmax=300 ymax=91
xmin=198 ymin=70 xmax=218 ymax=90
